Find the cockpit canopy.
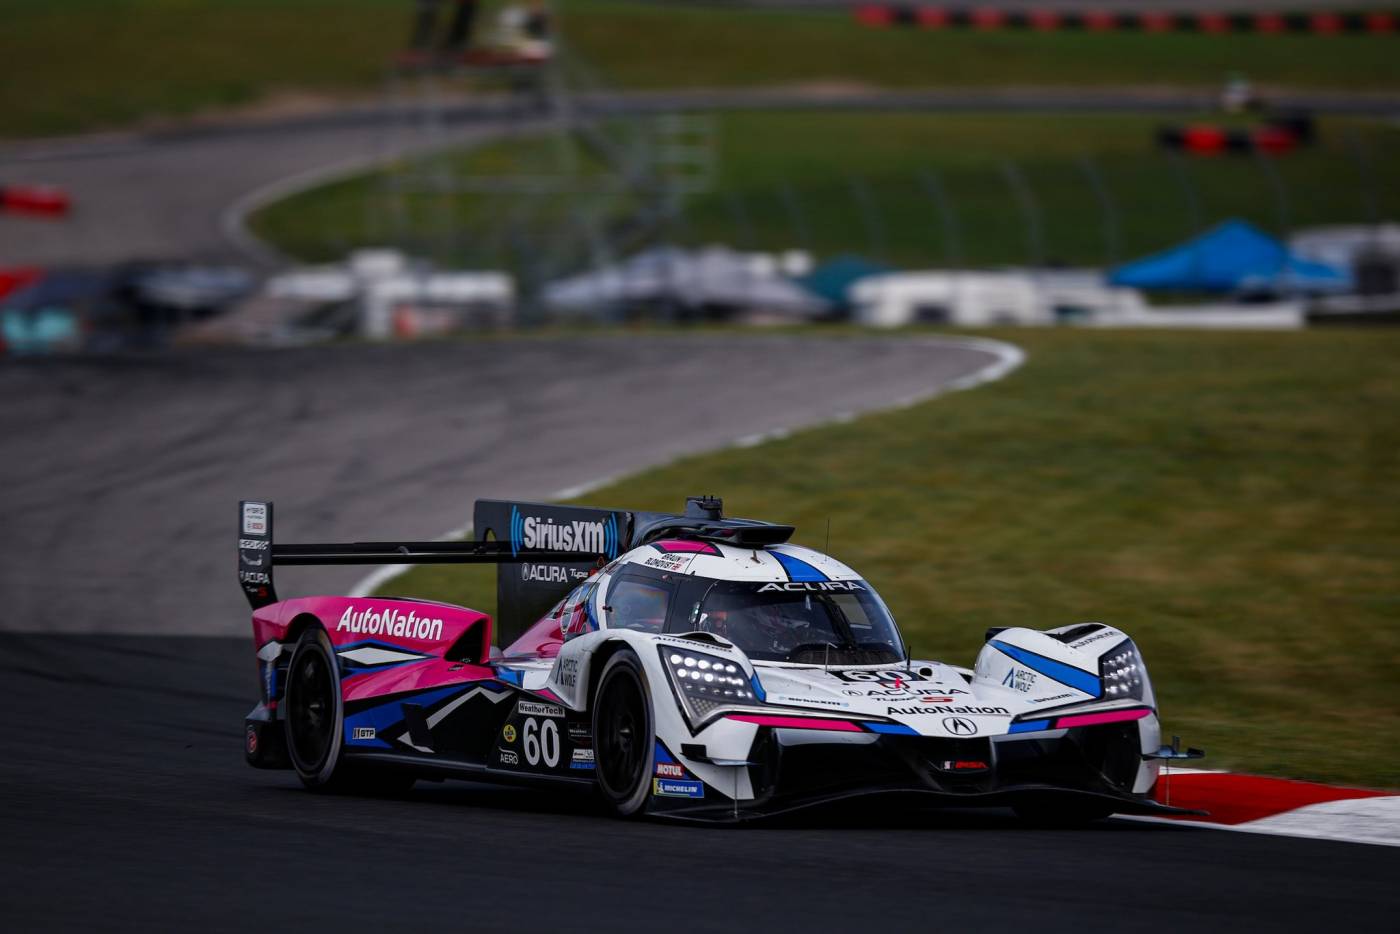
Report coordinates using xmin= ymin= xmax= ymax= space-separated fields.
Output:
xmin=598 ymin=566 xmax=906 ymax=665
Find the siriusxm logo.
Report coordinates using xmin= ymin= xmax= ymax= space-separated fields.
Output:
xmin=510 ymin=506 xmax=620 ymax=559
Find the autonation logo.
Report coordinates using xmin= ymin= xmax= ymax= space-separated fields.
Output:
xmin=510 ymin=506 xmax=620 ymax=559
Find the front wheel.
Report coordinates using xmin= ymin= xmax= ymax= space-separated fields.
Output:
xmin=591 ymin=650 xmax=655 ymax=817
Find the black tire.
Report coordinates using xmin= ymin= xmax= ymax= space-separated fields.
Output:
xmin=1013 ymin=797 xmax=1115 ymax=827
xmin=591 ymin=650 xmax=654 ymax=817
xmin=284 ymin=627 xmax=415 ymax=795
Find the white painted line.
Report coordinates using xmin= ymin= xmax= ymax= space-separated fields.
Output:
xmin=348 ymin=335 xmax=1025 ymax=599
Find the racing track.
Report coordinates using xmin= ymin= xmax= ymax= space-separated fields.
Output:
xmin=1 ymin=336 xmax=1396 ymax=929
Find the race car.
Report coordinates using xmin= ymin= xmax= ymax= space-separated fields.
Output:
xmin=240 ymin=495 xmax=1203 ymax=823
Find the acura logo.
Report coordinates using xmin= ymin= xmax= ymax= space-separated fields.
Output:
xmin=943 ymin=717 xmax=977 ymax=736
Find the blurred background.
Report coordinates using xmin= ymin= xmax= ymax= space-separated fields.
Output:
xmin=1 ymin=0 xmax=1397 ymax=887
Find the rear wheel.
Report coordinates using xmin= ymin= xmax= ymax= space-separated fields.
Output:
xmin=284 ymin=627 xmax=414 ymax=795
xmin=591 ymin=650 xmax=654 ymax=817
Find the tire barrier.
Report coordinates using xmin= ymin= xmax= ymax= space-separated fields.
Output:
xmin=854 ymin=6 xmax=1399 ymax=34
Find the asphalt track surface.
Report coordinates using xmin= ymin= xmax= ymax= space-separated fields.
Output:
xmin=1 ymin=336 xmax=1396 ymax=929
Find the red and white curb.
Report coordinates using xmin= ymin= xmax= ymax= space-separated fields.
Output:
xmin=1129 ymin=769 xmax=1400 ymax=848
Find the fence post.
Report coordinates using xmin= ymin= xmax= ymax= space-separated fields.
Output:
xmin=1077 ymin=156 xmax=1120 ymax=267
xmin=848 ymin=175 xmax=887 ymax=262
xmin=1000 ymin=160 xmax=1044 ymax=266
xmin=778 ymin=180 xmax=812 ymax=253
xmin=919 ymin=170 xmax=963 ymax=266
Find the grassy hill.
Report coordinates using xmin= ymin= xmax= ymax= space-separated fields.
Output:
xmin=3 ymin=0 xmax=1398 ymax=137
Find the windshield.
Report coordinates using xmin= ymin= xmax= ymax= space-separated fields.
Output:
xmin=689 ymin=580 xmax=905 ymax=665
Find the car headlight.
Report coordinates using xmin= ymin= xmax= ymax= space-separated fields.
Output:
xmin=1100 ymin=640 xmax=1150 ymax=701
xmin=659 ymin=646 xmax=758 ymax=726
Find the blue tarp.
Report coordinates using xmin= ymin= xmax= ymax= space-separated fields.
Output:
xmin=1108 ymin=219 xmax=1350 ymax=293
xmin=795 ymin=254 xmax=892 ymax=309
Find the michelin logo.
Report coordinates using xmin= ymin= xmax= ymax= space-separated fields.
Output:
xmin=510 ymin=506 xmax=620 ymax=559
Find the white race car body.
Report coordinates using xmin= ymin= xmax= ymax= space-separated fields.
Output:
xmin=243 ymin=496 xmax=1194 ymax=822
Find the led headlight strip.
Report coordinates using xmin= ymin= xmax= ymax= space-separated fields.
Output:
xmin=660 ymin=645 xmax=764 ymax=729
xmin=1100 ymin=640 xmax=1149 ymax=700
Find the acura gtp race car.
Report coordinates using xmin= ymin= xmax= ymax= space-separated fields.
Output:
xmin=241 ymin=496 xmax=1202 ymax=823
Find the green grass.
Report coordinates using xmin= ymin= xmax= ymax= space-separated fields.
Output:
xmin=564 ymin=1 xmax=1400 ymax=92
xmin=3 ymin=0 xmax=1398 ymax=138
xmin=250 ymin=111 xmax=1400 ymax=271
xmin=0 ymin=0 xmax=405 ymax=137
xmin=378 ymin=328 xmax=1400 ymax=789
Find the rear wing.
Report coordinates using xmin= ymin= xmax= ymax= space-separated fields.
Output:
xmin=237 ymin=500 xmax=596 ymax=611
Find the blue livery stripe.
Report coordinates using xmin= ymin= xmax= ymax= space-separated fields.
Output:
xmin=770 ymin=549 xmax=829 ymax=583
xmin=750 ymin=673 xmax=767 ymax=702
xmin=863 ymin=721 xmax=919 ymax=735
xmin=1008 ymin=719 xmax=1053 ymax=734
xmin=342 ymin=684 xmax=462 ymax=744
xmin=991 ymin=640 xmax=1102 ymax=697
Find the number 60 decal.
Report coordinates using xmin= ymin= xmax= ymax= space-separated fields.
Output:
xmin=523 ymin=717 xmax=560 ymax=768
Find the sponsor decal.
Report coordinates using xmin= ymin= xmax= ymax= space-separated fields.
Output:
xmin=1003 ymin=668 xmax=1037 ymax=693
xmin=239 ymin=570 xmax=270 ymax=585
xmin=655 ymin=761 xmax=685 ymax=779
xmin=771 ymin=694 xmax=849 ymax=709
xmin=502 ymin=724 xmax=517 ymax=743
xmin=515 ymin=705 xmax=562 ymax=722
xmin=887 ymin=704 xmax=1010 ymax=716
xmin=841 ymin=686 xmax=969 ymax=698
xmin=499 ymin=749 xmax=519 ymax=766
xmin=943 ymin=717 xmax=978 ymax=736
xmin=1071 ymin=630 xmax=1116 ymax=648
xmin=238 ymin=538 xmax=268 ymax=551
xmin=557 ymin=657 xmax=579 ymax=689
xmin=241 ymin=502 xmax=267 ymax=536
xmin=833 ymin=668 xmax=923 ymax=684
xmin=568 ymin=723 xmax=591 ymax=744
xmin=518 ymin=700 xmax=565 ymax=718
xmin=919 ymin=695 xmax=956 ymax=704
xmin=643 ymin=553 xmax=694 ymax=574
xmin=757 ymin=581 xmax=864 ymax=593
xmin=510 ymin=506 xmax=620 ymax=559
xmin=1030 ymin=692 xmax=1076 ymax=704
xmin=336 ymin=606 xmax=444 ymax=641
xmin=939 ymin=760 xmax=989 ymax=771
xmin=353 ymin=726 xmax=376 ymax=740
xmin=521 ymin=563 xmax=589 ymax=584
xmin=652 ymin=778 xmax=705 ymax=799
xmin=570 ymin=748 xmax=596 ymax=770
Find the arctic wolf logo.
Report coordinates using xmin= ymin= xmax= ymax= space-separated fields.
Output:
xmin=510 ymin=506 xmax=620 ymax=559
